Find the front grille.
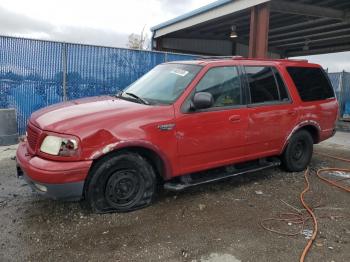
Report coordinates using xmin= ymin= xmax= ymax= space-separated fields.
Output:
xmin=27 ymin=125 xmax=40 ymax=152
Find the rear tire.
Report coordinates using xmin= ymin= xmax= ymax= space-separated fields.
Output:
xmin=282 ymin=130 xmax=313 ymax=172
xmin=85 ymin=152 xmax=157 ymax=213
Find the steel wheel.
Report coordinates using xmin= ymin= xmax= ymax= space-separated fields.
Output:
xmin=105 ymin=169 xmax=144 ymax=209
xmin=86 ymin=152 xmax=157 ymax=213
xmin=282 ymin=130 xmax=313 ymax=172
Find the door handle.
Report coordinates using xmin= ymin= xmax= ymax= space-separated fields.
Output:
xmin=229 ymin=115 xmax=241 ymax=123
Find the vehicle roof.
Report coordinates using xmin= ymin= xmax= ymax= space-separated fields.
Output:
xmin=166 ymin=57 xmax=321 ymax=68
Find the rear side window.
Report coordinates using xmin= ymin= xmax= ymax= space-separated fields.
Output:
xmin=286 ymin=67 xmax=334 ymax=101
xmin=245 ymin=66 xmax=288 ymax=104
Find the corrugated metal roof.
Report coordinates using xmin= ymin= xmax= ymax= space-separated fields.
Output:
xmin=150 ymin=0 xmax=233 ymax=31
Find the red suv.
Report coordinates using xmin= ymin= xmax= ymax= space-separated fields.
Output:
xmin=16 ymin=58 xmax=338 ymax=213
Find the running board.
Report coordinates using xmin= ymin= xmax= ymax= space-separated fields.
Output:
xmin=164 ymin=158 xmax=281 ymax=191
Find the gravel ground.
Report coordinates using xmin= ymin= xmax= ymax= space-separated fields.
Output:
xmin=0 ymin=134 xmax=349 ymax=262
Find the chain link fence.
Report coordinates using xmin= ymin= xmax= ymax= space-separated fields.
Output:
xmin=0 ymin=36 xmax=197 ymax=134
xmin=1 ymin=35 xmax=349 ymax=135
xmin=328 ymin=71 xmax=350 ymax=119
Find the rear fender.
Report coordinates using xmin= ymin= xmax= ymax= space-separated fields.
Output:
xmin=281 ymin=120 xmax=321 ymax=153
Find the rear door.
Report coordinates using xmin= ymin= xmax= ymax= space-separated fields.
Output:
xmin=176 ymin=65 xmax=250 ymax=174
xmin=243 ymin=65 xmax=299 ymax=158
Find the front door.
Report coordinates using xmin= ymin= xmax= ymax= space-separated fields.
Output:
xmin=176 ymin=65 xmax=249 ymax=175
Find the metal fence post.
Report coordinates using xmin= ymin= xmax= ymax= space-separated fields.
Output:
xmin=62 ymin=43 xmax=68 ymax=101
xmin=338 ymin=70 xmax=345 ymax=118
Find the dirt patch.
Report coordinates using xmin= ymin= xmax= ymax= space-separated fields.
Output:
xmin=0 ymin=143 xmax=349 ymax=262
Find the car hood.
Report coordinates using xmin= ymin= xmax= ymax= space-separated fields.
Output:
xmin=30 ymin=96 xmax=157 ymax=134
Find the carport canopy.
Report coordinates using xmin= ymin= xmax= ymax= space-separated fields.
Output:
xmin=151 ymin=0 xmax=350 ymax=58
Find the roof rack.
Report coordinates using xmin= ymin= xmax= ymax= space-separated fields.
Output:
xmin=195 ymin=56 xmax=309 ymax=63
xmin=196 ymin=55 xmax=243 ymax=60
xmin=286 ymin=58 xmax=309 ymax=62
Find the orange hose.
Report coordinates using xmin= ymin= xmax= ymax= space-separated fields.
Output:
xmin=260 ymin=151 xmax=349 ymax=262
xmin=300 ymin=152 xmax=350 ymax=262
xmin=316 ymin=168 xmax=350 ymax=192
xmin=314 ymin=152 xmax=350 ymax=192
xmin=299 ymin=168 xmax=318 ymax=262
xmin=260 ymin=212 xmax=307 ymax=236
xmin=314 ymin=151 xmax=350 ymax=163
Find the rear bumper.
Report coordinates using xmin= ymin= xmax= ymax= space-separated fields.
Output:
xmin=319 ymin=128 xmax=336 ymax=142
xmin=16 ymin=142 xmax=92 ymax=201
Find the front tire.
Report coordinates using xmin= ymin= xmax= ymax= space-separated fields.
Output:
xmin=85 ymin=152 xmax=157 ymax=213
xmin=282 ymin=130 xmax=313 ymax=172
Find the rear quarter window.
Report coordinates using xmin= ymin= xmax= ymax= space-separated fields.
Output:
xmin=286 ymin=67 xmax=334 ymax=102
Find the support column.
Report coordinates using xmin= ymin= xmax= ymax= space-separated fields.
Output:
xmin=248 ymin=3 xmax=270 ymax=58
xmin=155 ymin=38 xmax=163 ymax=51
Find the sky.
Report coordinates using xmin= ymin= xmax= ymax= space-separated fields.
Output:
xmin=0 ymin=0 xmax=214 ymax=47
xmin=295 ymin=52 xmax=350 ymax=72
xmin=0 ymin=0 xmax=349 ymax=72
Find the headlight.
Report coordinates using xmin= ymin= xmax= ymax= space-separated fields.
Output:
xmin=40 ymin=135 xmax=78 ymax=156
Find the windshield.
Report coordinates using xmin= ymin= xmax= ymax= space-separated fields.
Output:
xmin=122 ymin=63 xmax=202 ymax=105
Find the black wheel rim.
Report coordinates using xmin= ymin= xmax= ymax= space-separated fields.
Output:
xmin=105 ymin=169 xmax=144 ymax=209
xmin=292 ymin=140 xmax=305 ymax=161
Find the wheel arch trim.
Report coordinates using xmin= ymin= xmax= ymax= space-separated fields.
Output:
xmin=281 ymin=120 xmax=321 ymax=153
xmin=90 ymin=140 xmax=173 ymax=180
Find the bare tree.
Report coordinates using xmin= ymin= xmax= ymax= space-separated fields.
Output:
xmin=126 ymin=26 xmax=149 ymax=50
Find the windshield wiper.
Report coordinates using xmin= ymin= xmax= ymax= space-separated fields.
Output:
xmin=124 ymin=92 xmax=150 ymax=105
xmin=115 ymin=91 xmax=129 ymax=101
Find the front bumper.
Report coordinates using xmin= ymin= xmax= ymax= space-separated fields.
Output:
xmin=16 ymin=142 xmax=92 ymax=201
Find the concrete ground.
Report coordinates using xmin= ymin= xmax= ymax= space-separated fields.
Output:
xmin=0 ymin=133 xmax=349 ymax=262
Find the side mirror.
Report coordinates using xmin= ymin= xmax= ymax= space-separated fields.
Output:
xmin=192 ymin=92 xmax=214 ymax=110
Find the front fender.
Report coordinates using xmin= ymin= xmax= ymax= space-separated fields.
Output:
xmin=88 ymin=139 xmax=174 ymax=180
